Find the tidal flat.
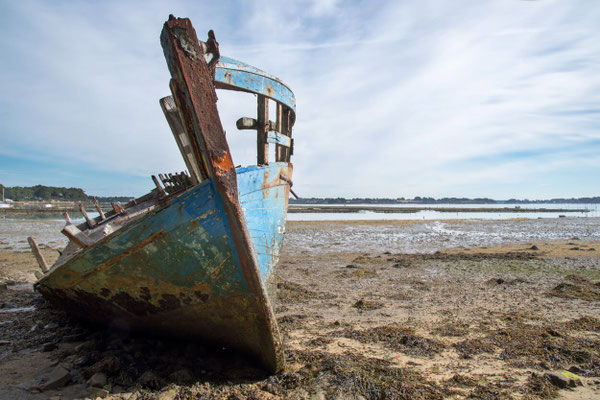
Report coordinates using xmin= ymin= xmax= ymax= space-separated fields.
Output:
xmin=1 ymin=217 xmax=599 ymax=399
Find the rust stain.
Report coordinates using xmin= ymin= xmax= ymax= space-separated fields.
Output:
xmin=212 ymin=149 xmax=234 ymax=174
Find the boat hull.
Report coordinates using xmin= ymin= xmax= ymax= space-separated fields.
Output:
xmin=36 ymin=163 xmax=291 ymax=371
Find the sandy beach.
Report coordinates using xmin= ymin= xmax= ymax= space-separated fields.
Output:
xmin=1 ymin=217 xmax=600 ymax=399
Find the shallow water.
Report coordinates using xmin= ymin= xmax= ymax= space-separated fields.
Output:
xmin=1 ymin=209 xmax=598 ymax=253
xmin=286 ymin=217 xmax=600 ymax=254
xmin=288 ymin=203 xmax=599 ymax=221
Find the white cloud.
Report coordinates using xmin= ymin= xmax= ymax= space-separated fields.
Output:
xmin=1 ymin=0 xmax=598 ymax=198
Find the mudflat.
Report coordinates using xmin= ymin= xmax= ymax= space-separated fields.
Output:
xmin=1 ymin=218 xmax=599 ymax=399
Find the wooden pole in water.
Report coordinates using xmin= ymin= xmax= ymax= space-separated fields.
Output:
xmin=27 ymin=237 xmax=49 ymax=273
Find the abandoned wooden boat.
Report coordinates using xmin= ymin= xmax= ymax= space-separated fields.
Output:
xmin=30 ymin=16 xmax=295 ymax=373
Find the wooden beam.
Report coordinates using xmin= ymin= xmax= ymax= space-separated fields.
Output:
xmin=275 ymin=102 xmax=284 ymax=162
xmin=152 ymin=175 xmax=167 ymax=197
xmin=92 ymin=197 xmax=106 ymax=220
xmin=266 ymin=131 xmax=291 ymax=147
xmin=159 ymin=96 xmax=202 ymax=185
xmin=61 ymin=224 xmax=94 ymax=248
xmin=257 ymin=95 xmax=269 ymax=165
xmin=112 ymin=203 xmax=125 ymax=215
xmin=79 ymin=202 xmax=95 ymax=229
xmin=282 ymin=108 xmax=292 ymax=161
xmin=27 ymin=237 xmax=49 ymax=273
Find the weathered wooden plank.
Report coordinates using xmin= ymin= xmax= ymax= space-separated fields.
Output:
xmin=61 ymin=224 xmax=94 ymax=248
xmin=266 ymin=131 xmax=291 ymax=147
xmin=112 ymin=203 xmax=125 ymax=215
xmin=160 ymin=96 xmax=203 ymax=184
xmin=215 ymin=56 xmax=296 ymax=115
xmin=282 ymin=107 xmax=292 ymax=161
xmin=257 ymin=95 xmax=269 ymax=165
xmin=275 ymin=103 xmax=284 ymax=161
xmin=236 ymin=117 xmax=257 ymax=130
xmin=27 ymin=237 xmax=49 ymax=273
xmin=152 ymin=175 xmax=167 ymax=197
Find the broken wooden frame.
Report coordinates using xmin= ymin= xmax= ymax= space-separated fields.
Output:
xmin=30 ymin=22 xmax=297 ymax=298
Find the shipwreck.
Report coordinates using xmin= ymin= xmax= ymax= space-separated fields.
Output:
xmin=29 ymin=15 xmax=296 ymax=373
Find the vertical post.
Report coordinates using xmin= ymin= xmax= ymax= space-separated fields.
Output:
xmin=92 ymin=197 xmax=106 ymax=220
xmin=275 ymin=103 xmax=284 ymax=162
xmin=152 ymin=175 xmax=167 ymax=197
xmin=79 ymin=202 xmax=95 ymax=228
xmin=27 ymin=237 xmax=49 ymax=273
xmin=282 ymin=107 xmax=291 ymax=162
xmin=257 ymin=95 xmax=269 ymax=165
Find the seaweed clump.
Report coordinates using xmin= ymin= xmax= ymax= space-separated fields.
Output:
xmin=549 ymin=275 xmax=600 ymax=301
xmin=331 ymin=325 xmax=445 ymax=357
xmin=272 ymin=349 xmax=448 ymax=399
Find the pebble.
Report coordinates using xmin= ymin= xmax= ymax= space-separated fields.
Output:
xmin=39 ymin=366 xmax=71 ymax=391
xmin=42 ymin=342 xmax=57 ymax=352
xmin=89 ymin=372 xmax=107 ymax=388
xmin=544 ymin=370 xmax=582 ymax=388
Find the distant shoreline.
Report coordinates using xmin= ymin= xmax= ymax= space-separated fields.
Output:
xmin=288 ymin=204 xmax=588 ymax=214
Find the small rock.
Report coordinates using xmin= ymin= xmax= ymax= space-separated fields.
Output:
xmin=87 ymin=355 xmax=120 ymax=376
xmin=530 ymin=245 xmax=539 ymax=250
xmin=17 ymin=379 xmax=40 ymax=392
xmin=139 ymin=370 xmax=161 ymax=389
xmin=0 ymin=282 xmax=7 ymax=291
xmin=89 ymin=387 xmax=109 ymax=398
xmin=42 ymin=342 xmax=57 ymax=352
xmin=89 ymin=372 xmax=107 ymax=388
xmin=39 ymin=366 xmax=71 ymax=391
xmin=545 ymin=370 xmax=582 ymax=388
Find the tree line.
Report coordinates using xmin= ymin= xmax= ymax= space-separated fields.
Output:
xmin=1 ymin=184 xmax=88 ymax=201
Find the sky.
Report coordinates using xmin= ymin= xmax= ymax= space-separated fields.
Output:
xmin=1 ymin=0 xmax=599 ymax=200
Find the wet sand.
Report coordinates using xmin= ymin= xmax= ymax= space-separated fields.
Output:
xmin=1 ymin=218 xmax=599 ymax=399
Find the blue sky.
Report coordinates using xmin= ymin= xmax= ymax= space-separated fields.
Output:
xmin=1 ymin=0 xmax=598 ymax=199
